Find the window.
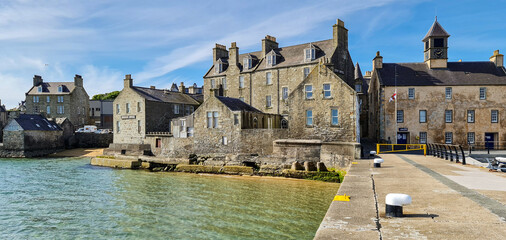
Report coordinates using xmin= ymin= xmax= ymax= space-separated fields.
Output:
xmin=408 ymin=88 xmax=415 ymax=99
xmin=57 ymin=106 xmax=64 ymax=114
xmin=37 ymin=86 xmax=42 ymax=92
xmin=46 ymin=106 xmax=51 ymax=114
xmin=138 ymin=120 xmax=141 ymax=133
xmin=243 ymin=57 xmax=252 ymax=69
xmin=445 ymin=87 xmax=452 ymax=99
xmin=419 ymin=132 xmax=427 ymax=144
xmin=397 ymin=110 xmax=404 ymax=123
xmin=207 ymin=112 xmax=213 ymax=128
xmin=323 ymin=84 xmax=331 ymax=98
xmin=304 ymin=67 xmax=310 ymax=78
xmin=215 ymin=63 xmax=223 ymax=73
xmin=186 ymin=106 xmax=190 ymax=115
xmin=222 ymin=77 xmax=227 ymax=89
xmin=116 ymin=104 xmax=120 ymax=114
xmin=267 ymin=53 xmax=276 ymax=66
xmin=419 ymin=110 xmax=427 ymax=123
xmin=467 ymin=110 xmax=475 ymax=123
xmin=355 ymin=84 xmax=362 ymax=92
xmin=266 ymin=95 xmax=272 ymax=108
xmin=155 ymin=138 xmax=161 ymax=148
xmin=306 ymin=110 xmax=313 ymax=126
xmin=222 ymin=136 xmax=228 ymax=145
xmin=57 ymin=96 xmax=64 ymax=103
xmin=239 ymin=76 xmax=244 ymax=88
xmin=211 ymin=79 xmax=216 ymax=89
xmin=305 ymin=85 xmax=313 ymax=99
xmin=116 ymin=121 xmax=121 ymax=133
xmin=213 ymin=112 xmax=219 ymax=128
xmin=304 ymin=47 xmax=315 ymax=61
xmin=46 ymin=96 xmax=50 ymax=103
xmin=126 ymin=103 xmax=130 ymax=113
xmin=239 ymin=97 xmax=245 ymax=102
xmin=445 ymin=132 xmax=453 ymax=144
xmin=331 ymin=109 xmax=338 ymax=125
xmin=282 ymin=87 xmax=288 ymax=100
xmin=467 ymin=132 xmax=475 ymax=144
xmin=480 ymin=87 xmax=486 ymax=100
xmin=491 ymin=110 xmax=498 ymax=123
xmin=33 ymin=96 xmax=39 ymax=103
xmin=445 ymin=110 xmax=453 ymax=123
xmin=434 ymin=38 xmax=444 ymax=47
xmin=58 ymin=86 xmax=63 ymax=92
xmin=234 ymin=114 xmax=239 ymax=125
xmin=266 ymin=72 xmax=272 ymax=85
xmin=174 ymin=104 xmax=180 ymax=114
xmin=137 ymin=102 xmax=141 ymax=112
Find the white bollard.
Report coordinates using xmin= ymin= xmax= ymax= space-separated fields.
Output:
xmin=373 ymin=158 xmax=384 ymax=168
xmin=385 ymin=193 xmax=412 ymax=217
xmin=370 ymin=151 xmax=377 ymax=157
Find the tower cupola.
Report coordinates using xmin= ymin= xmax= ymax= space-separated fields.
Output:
xmin=423 ymin=17 xmax=450 ymax=69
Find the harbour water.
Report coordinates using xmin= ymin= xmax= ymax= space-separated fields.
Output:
xmin=0 ymin=157 xmax=338 ymax=239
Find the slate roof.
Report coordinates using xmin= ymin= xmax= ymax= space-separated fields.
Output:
xmin=216 ymin=96 xmax=262 ymax=113
xmin=132 ymin=86 xmax=202 ymax=105
xmin=354 ymin=63 xmax=364 ymax=80
xmin=0 ymin=105 xmax=6 ymax=112
xmin=205 ymin=39 xmax=335 ymax=77
xmin=422 ymin=19 xmax=450 ymax=41
xmin=378 ymin=62 xmax=506 ymax=86
xmin=27 ymin=82 xmax=75 ymax=95
xmin=12 ymin=114 xmax=62 ymax=131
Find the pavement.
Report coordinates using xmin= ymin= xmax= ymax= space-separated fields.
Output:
xmin=314 ymin=154 xmax=506 ymax=240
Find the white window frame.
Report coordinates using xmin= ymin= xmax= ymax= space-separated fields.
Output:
xmin=222 ymin=77 xmax=227 ymax=89
xmin=266 ymin=95 xmax=272 ymax=108
xmin=266 ymin=72 xmax=272 ymax=85
xmin=331 ymin=109 xmax=339 ymax=125
xmin=467 ymin=132 xmax=475 ymax=144
xmin=213 ymin=111 xmax=219 ymax=128
xmin=116 ymin=121 xmax=121 ymax=133
xmin=419 ymin=132 xmax=427 ymax=144
xmin=491 ymin=110 xmax=498 ymax=123
xmin=174 ymin=104 xmax=180 ymax=114
xmin=408 ymin=88 xmax=415 ymax=99
xmin=445 ymin=110 xmax=453 ymax=123
xmin=243 ymin=58 xmax=252 ymax=69
xmin=306 ymin=110 xmax=313 ymax=126
xmin=419 ymin=110 xmax=427 ymax=123
xmin=207 ymin=112 xmax=213 ymax=128
xmin=211 ymin=79 xmax=216 ymax=89
xmin=239 ymin=76 xmax=244 ymax=89
xmin=58 ymin=86 xmax=63 ymax=92
xmin=397 ymin=110 xmax=404 ymax=123
xmin=116 ymin=104 xmax=120 ymax=114
xmin=467 ymin=110 xmax=475 ymax=123
xmin=46 ymin=96 xmax=50 ymax=103
xmin=445 ymin=87 xmax=452 ymax=99
xmin=479 ymin=87 xmax=486 ymax=100
xmin=46 ymin=106 xmax=51 ymax=114
xmin=38 ymin=86 xmax=42 ymax=92
xmin=445 ymin=132 xmax=453 ymax=144
xmin=305 ymin=85 xmax=313 ymax=99
xmin=323 ymin=84 xmax=331 ymax=98
xmin=282 ymin=87 xmax=288 ymax=100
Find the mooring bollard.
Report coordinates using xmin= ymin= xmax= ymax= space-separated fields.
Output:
xmin=373 ymin=158 xmax=384 ymax=168
xmin=370 ymin=151 xmax=376 ymax=158
xmin=385 ymin=193 xmax=412 ymax=217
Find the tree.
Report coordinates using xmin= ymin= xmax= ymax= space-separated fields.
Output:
xmin=92 ymin=91 xmax=120 ymax=100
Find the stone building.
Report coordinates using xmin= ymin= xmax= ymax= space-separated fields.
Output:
xmin=89 ymin=100 xmax=113 ymax=129
xmin=112 ymin=75 xmax=203 ymax=144
xmin=25 ymin=75 xmax=90 ymax=128
xmin=202 ymin=19 xmax=358 ymax=143
xmin=2 ymin=114 xmax=63 ymax=156
xmin=0 ymin=100 xmax=7 ymax=142
xmin=368 ymin=18 xmax=506 ymax=148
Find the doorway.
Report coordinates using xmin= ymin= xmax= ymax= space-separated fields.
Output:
xmin=397 ymin=132 xmax=410 ymax=144
xmin=484 ymin=132 xmax=497 ymax=149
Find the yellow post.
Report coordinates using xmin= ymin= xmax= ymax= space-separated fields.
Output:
xmin=376 ymin=144 xmax=379 ymax=154
xmin=424 ymin=145 xmax=426 ymax=156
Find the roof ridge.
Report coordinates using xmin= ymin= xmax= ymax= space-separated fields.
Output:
xmin=238 ymin=39 xmax=333 ymax=57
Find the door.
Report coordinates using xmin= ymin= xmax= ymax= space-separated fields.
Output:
xmin=397 ymin=132 xmax=408 ymax=144
xmin=485 ymin=133 xmax=495 ymax=149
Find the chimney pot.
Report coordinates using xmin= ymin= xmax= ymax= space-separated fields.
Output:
xmin=490 ymin=49 xmax=504 ymax=67
xmin=124 ymin=74 xmax=133 ymax=88
xmin=150 ymin=86 xmax=156 ymax=89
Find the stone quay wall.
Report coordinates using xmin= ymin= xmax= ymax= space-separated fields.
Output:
xmin=69 ymin=133 xmax=113 ymax=148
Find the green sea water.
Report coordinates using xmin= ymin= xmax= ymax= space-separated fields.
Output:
xmin=0 ymin=157 xmax=338 ymax=239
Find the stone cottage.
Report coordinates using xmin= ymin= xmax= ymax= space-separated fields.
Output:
xmin=1 ymin=114 xmax=63 ymax=157
xmin=25 ymin=75 xmax=90 ymax=128
xmin=112 ymin=75 xmax=203 ymax=145
xmin=368 ymin=18 xmax=506 ymax=148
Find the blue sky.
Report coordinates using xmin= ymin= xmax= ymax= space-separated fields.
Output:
xmin=1 ymin=0 xmax=505 ymax=108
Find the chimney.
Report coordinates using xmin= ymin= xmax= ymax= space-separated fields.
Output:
xmin=490 ymin=50 xmax=504 ymax=67
xmin=179 ymin=82 xmax=185 ymax=93
xmin=364 ymin=71 xmax=372 ymax=78
xmin=74 ymin=74 xmax=83 ymax=87
xmin=124 ymin=74 xmax=133 ymax=89
xmin=228 ymin=42 xmax=239 ymax=67
xmin=33 ymin=75 xmax=43 ymax=87
xmin=213 ymin=44 xmax=228 ymax=63
xmin=188 ymin=86 xmax=195 ymax=94
xmin=262 ymin=35 xmax=278 ymax=58
xmin=150 ymin=86 xmax=156 ymax=89
xmin=333 ymin=19 xmax=348 ymax=50
xmin=373 ymin=51 xmax=383 ymax=70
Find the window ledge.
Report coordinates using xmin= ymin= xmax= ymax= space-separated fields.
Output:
xmin=266 ymin=83 xmax=273 ymax=86
xmin=305 ymin=98 xmax=315 ymax=100
xmin=323 ymin=97 xmax=333 ymax=100
xmin=266 ymin=106 xmax=273 ymax=109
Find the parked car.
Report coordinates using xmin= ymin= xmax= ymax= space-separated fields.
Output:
xmin=75 ymin=125 xmax=98 ymax=133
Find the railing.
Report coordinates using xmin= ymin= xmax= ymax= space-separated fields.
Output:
xmin=468 ymin=141 xmax=506 ymax=154
xmin=145 ymin=132 xmax=172 ymax=136
xmin=426 ymin=143 xmax=466 ymax=165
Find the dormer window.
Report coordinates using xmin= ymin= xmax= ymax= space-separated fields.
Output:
xmin=215 ymin=58 xmax=227 ymax=74
xmin=58 ymin=86 xmax=63 ymax=92
xmin=243 ymin=55 xmax=253 ymax=70
xmin=266 ymin=50 xmax=277 ymax=67
xmin=37 ymin=86 xmax=42 ymax=92
xmin=304 ymin=44 xmax=316 ymax=62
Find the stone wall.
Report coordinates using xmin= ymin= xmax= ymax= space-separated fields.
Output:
xmin=113 ymin=87 xmax=146 ymax=144
xmin=145 ymin=135 xmax=194 ymax=158
xmin=70 ymin=133 xmax=113 ymax=148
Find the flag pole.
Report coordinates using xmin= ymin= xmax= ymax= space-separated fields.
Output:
xmin=395 ymin=65 xmax=398 ymax=144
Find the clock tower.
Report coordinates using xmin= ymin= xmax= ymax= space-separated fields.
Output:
xmin=423 ymin=17 xmax=450 ymax=68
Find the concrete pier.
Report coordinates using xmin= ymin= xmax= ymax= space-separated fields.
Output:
xmin=314 ymin=154 xmax=506 ymax=239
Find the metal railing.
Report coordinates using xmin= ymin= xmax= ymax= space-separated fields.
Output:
xmin=426 ymin=143 xmax=466 ymax=165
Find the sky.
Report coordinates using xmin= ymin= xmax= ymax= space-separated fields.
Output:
xmin=1 ymin=0 xmax=506 ymax=108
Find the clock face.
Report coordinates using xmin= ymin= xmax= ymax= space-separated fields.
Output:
xmin=434 ymin=49 xmax=444 ymax=59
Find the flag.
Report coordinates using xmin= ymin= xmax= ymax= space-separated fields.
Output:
xmin=389 ymin=92 xmax=397 ymax=102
